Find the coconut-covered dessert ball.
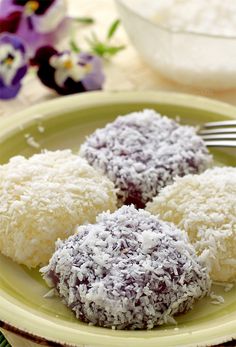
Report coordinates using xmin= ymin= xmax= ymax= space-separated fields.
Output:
xmin=80 ymin=109 xmax=212 ymax=208
xmin=147 ymin=167 xmax=236 ymax=283
xmin=0 ymin=150 xmax=117 ymax=268
xmin=42 ymin=205 xmax=211 ymax=330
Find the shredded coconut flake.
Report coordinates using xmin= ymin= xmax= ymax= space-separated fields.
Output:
xmin=37 ymin=125 xmax=45 ymax=133
xmin=42 ymin=205 xmax=211 ymax=330
xmin=80 ymin=109 xmax=211 ymax=208
xmin=210 ymin=292 xmax=225 ymax=305
xmin=43 ymin=288 xmax=57 ymax=298
xmin=24 ymin=133 xmax=41 ymax=149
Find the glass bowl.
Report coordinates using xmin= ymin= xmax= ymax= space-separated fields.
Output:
xmin=115 ymin=0 xmax=236 ymax=90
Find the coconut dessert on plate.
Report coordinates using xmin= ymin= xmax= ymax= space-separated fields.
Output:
xmin=80 ymin=109 xmax=212 ymax=208
xmin=0 ymin=149 xmax=117 ymax=268
xmin=42 ymin=205 xmax=211 ymax=330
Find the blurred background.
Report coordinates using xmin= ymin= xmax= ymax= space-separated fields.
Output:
xmin=1 ymin=0 xmax=236 ymax=117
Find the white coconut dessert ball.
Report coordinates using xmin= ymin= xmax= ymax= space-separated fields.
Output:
xmin=147 ymin=167 xmax=236 ymax=282
xmin=0 ymin=150 xmax=117 ymax=268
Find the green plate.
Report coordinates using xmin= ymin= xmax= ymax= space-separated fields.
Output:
xmin=0 ymin=91 xmax=236 ymax=347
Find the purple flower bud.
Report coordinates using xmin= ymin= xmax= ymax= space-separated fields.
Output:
xmin=32 ymin=46 xmax=105 ymax=95
xmin=0 ymin=32 xmax=28 ymax=99
xmin=0 ymin=0 xmax=70 ymax=56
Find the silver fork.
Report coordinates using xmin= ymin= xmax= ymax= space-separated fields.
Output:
xmin=198 ymin=120 xmax=236 ymax=147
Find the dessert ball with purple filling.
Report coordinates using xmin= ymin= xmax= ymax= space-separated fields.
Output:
xmin=80 ymin=109 xmax=212 ymax=208
xmin=41 ymin=205 xmax=211 ymax=330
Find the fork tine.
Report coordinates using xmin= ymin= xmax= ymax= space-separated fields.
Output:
xmin=203 ymin=120 xmax=236 ymax=128
xmin=199 ymin=127 xmax=236 ymax=135
xmin=204 ymin=140 xmax=236 ymax=147
xmin=199 ymin=120 xmax=236 ymax=146
xmin=201 ymin=134 xmax=236 ymax=140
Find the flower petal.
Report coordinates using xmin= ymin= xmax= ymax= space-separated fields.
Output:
xmin=33 ymin=46 xmax=59 ymax=91
xmin=13 ymin=0 xmax=55 ymax=15
xmin=54 ymin=68 xmax=69 ymax=87
xmin=0 ymin=0 xmax=23 ymax=17
xmin=0 ymin=11 xmax=22 ymax=34
xmin=61 ymin=78 xmax=86 ymax=95
xmin=13 ymin=0 xmax=28 ymax=5
xmin=31 ymin=0 xmax=67 ymax=33
xmin=34 ymin=48 xmax=105 ymax=95
xmin=80 ymin=54 xmax=105 ymax=91
xmin=34 ymin=0 xmax=55 ymax=15
xmin=0 ymin=82 xmax=21 ymax=99
xmin=16 ymin=17 xmax=71 ymax=56
xmin=0 ymin=0 xmax=69 ymax=57
xmin=31 ymin=45 xmax=57 ymax=65
xmin=0 ymin=32 xmax=26 ymax=53
xmin=0 ymin=33 xmax=28 ymax=98
xmin=12 ymin=64 xmax=27 ymax=84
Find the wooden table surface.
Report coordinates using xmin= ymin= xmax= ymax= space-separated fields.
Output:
xmin=0 ymin=1 xmax=235 ymax=346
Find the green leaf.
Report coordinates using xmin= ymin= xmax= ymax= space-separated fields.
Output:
xmin=69 ymin=40 xmax=81 ymax=53
xmin=102 ymin=45 xmax=126 ymax=56
xmin=85 ymin=18 xmax=125 ymax=59
xmin=74 ymin=16 xmax=95 ymax=24
xmin=107 ymin=19 xmax=121 ymax=40
xmin=89 ymin=41 xmax=125 ymax=58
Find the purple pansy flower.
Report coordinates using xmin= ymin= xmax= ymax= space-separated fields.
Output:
xmin=31 ymin=46 xmax=105 ymax=95
xmin=0 ymin=32 xmax=28 ymax=99
xmin=0 ymin=0 xmax=70 ymax=56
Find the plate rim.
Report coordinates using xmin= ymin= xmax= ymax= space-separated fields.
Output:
xmin=1 ymin=90 xmax=236 ymax=134
xmin=0 ymin=90 xmax=236 ymax=347
xmin=1 ymin=291 xmax=236 ymax=347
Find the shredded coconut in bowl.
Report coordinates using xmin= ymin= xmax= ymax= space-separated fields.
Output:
xmin=0 ymin=150 xmax=117 ymax=268
xmin=80 ymin=109 xmax=212 ymax=208
xmin=42 ymin=205 xmax=211 ymax=330
xmin=147 ymin=167 xmax=236 ymax=283
xmin=153 ymin=0 xmax=236 ymax=37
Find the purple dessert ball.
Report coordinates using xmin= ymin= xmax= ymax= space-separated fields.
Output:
xmin=41 ymin=205 xmax=211 ymax=330
xmin=80 ymin=109 xmax=212 ymax=208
